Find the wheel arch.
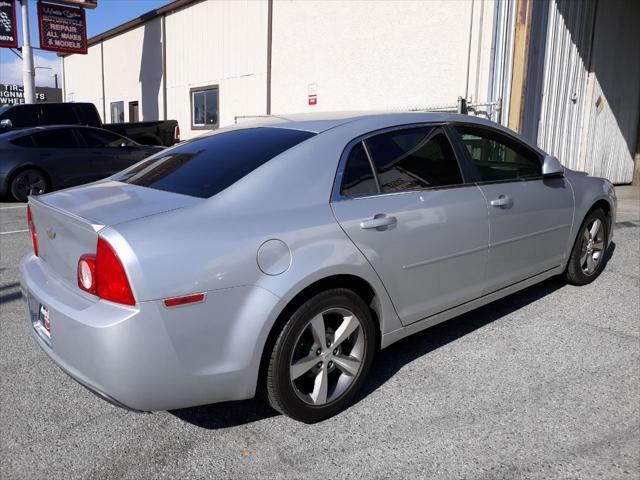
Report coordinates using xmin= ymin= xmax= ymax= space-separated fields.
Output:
xmin=255 ymin=273 xmax=383 ymax=397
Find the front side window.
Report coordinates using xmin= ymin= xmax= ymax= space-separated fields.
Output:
xmin=117 ymin=127 xmax=314 ymax=198
xmin=2 ymin=105 xmax=39 ymax=128
xmin=340 ymin=126 xmax=463 ymax=197
xmin=191 ymin=86 xmax=219 ymax=129
xmin=455 ymin=125 xmax=542 ymax=181
xmin=110 ymin=101 xmax=124 ymax=123
xmin=78 ymin=128 xmax=130 ymax=148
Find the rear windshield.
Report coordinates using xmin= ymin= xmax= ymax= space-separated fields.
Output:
xmin=116 ymin=127 xmax=315 ymax=198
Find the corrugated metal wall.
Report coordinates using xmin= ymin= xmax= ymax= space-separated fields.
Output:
xmin=537 ymin=0 xmax=596 ymax=172
xmin=535 ymin=0 xmax=638 ymax=183
xmin=579 ymin=0 xmax=640 ymax=184
xmin=487 ymin=0 xmax=517 ymax=126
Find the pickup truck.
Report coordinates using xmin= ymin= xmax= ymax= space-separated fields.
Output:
xmin=0 ymin=103 xmax=180 ymax=147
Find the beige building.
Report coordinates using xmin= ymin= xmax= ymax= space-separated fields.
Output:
xmin=61 ymin=0 xmax=639 ymax=184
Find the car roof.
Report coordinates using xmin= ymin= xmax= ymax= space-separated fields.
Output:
xmin=248 ymin=111 xmax=544 ymax=155
xmin=252 ymin=111 xmax=506 ymax=134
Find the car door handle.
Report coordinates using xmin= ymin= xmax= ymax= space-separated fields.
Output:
xmin=490 ymin=195 xmax=513 ymax=208
xmin=360 ymin=214 xmax=397 ymax=230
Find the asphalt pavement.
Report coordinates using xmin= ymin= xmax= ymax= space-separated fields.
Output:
xmin=1 ymin=187 xmax=638 ymax=479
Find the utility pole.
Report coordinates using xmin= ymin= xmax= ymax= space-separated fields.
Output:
xmin=21 ymin=0 xmax=36 ymax=104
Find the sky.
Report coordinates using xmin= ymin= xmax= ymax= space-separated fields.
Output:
xmin=0 ymin=0 xmax=169 ymax=88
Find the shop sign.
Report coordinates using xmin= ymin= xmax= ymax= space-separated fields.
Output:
xmin=0 ymin=0 xmax=18 ymax=48
xmin=0 ymin=84 xmax=62 ymax=105
xmin=38 ymin=1 xmax=87 ymax=54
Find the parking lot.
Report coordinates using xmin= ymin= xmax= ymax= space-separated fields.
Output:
xmin=0 ymin=187 xmax=638 ymax=479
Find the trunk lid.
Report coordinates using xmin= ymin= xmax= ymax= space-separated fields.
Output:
xmin=29 ymin=180 xmax=201 ymax=291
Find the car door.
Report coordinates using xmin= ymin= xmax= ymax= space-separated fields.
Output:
xmin=77 ymin=128 xmax=148 ymax=175
xmin=452 ymin=124 xmax=574 ymax=294
xmin=30 ymin=128 xmax=97 ymax=187
xmin=331 ymin=125 xmax=490 ymax=326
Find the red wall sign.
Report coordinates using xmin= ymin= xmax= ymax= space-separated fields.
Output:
xmin=0 ymin=0 xmax=19 ymax=49
xmin=308 ymin=94 xmax=317 ymax=106
xmin=38 ymin=1 xmax=88 ymax=54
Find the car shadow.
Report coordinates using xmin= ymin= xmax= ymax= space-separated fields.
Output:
xmin=170 ymin=243 xmax=615 ymax=430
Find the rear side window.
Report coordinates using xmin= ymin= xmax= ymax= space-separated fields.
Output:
xmin=118 ymin=127 xmax=315 ymax=198
xmin=31 ymin=129 xmax=80 ymax=148
xmin=340 ymin=142 xmax=377 ymax=197
xmin=340 ymin=126 xmax=463 ymax=197
xmin=10 ymin=135 xmax=36 ymax=147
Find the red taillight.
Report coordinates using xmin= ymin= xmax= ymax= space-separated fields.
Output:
xmin=174 ymin=124 xmax=180 ymax=142
xmin=27 ymin=206 xmax=38 ymax=256
xmin=77 ymin=238 xmax=135 ymax=306
xmin=77 ymin=254 xmax=96 ymax=294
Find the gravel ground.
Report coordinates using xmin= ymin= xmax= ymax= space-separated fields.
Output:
xmin=1 ymin=187 xmax=638 ymax=479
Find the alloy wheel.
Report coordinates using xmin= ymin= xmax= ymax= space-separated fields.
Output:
xmin=14 ymin=171 xmax=47 ymax=199
xmin=579 ymin=218 xmax=605 ymax=275
xmin=289 ymin=307 xmax=365 ymax=406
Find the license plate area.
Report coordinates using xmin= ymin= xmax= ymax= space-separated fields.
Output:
xmin=28 ymin=295 xmax=52 ymax=346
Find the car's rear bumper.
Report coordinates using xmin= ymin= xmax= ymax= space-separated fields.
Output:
xmin=20 ymin=254 xmax=283 ymax=412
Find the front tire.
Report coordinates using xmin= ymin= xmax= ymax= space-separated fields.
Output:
xmin=564 ymin=208 xmax=608 ymax=285
xmin=266 ymin=289 xmax=376 ymax=423
xmin=10 ymin=169 xmax=49 ymax=202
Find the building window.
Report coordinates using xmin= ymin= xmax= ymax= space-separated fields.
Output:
xmin=110 ymin=101 xmax=124 ymax=123
xmin=190 ymin=86 xmax=219 ymax=130
xmin=129 ymin=101 xmax=139 ymax=122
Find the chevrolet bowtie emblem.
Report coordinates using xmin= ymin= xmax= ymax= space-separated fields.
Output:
xmin=46 ymin=229 xmax=56 ymax=240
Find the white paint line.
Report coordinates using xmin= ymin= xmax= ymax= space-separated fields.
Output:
xmin=0 ymin=205 xmax=27 ymax=210
xmin=0 ymin=229 xmax=29 ymax=235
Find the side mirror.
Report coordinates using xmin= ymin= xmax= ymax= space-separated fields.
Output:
xmin=542 ymin=155 xmax=564 ymax=178
xmin=0 ymin=119 xmax=13 ymax=132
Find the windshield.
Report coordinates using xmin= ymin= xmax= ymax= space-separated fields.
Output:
xmin=115 ymin=127 xmax=315 ymax=198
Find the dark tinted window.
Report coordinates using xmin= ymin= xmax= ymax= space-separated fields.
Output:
xmin=79 ymin=128 xmax=129 ymax=147
xmin=31 ymin=129 xmax=80 ymax=148
xmin=10 ymin=135 xmax=36 ymax=147
xmin=366 ymin=127 xmax=462 ymax=193
xmin=40 ymin=104 xmax=79 ymax=125
xmin=118 ymin=127 xmax=315 ymax=198
xmin=1 ymin=105 xmax=39 ymax=128
xmin=455 ymin=126 xmax=541 ymax=181
xmin=341 ymin=142 xmax=377 ymax=197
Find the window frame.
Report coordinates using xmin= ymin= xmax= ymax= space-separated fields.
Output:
xmin=190 ymin=85 xmax=219 ymax=131
xmin=448 ymin=122 xmax=545 ymax=185
xmin=331 ymin=122 xmax=472 ymax=202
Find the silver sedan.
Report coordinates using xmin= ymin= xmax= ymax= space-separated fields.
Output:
xmin=20 ymin=112 xmax=616 ymax=422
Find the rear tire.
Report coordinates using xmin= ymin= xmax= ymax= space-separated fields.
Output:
xmin=564 ymin=208 xmax=608 ymax=285
xmin=265 ymin=289 xmax=376 ymax=423
xmin=10 ymin=169 xmax=49 ymax=202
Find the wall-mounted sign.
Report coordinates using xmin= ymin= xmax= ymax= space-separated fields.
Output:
xmin=0 ymin=0 xmax=18 ymax=49
xmin=0 ymin=84 xmax=63 ymax=105
xmin=308 ymin=83 xmax=318 ymax=106
xmin=38 ymin=1 xmax=87 ymax=54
